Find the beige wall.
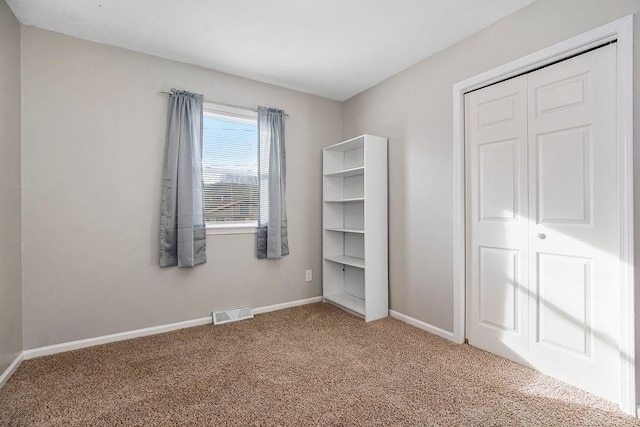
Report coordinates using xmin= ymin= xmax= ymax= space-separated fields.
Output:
xmin=20 ymin=27 xmax=343 ymax=349
xmin=344 ymin=0 xmax=640 ymax=332
xmin=0 ymin=0 xmax=22 ymax=374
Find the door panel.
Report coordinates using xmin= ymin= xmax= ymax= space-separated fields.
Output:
xmin=527 ymin=43 xmax=619 ymax=403
xmin=478 ymin=95 xmax=518 ymax=127
xmin=466 ymin=44 xmax=620 ymax=404
xmin=534 ymin=72 xmax=589 ymax=116
xmin=479 ymin=139 xmax=519 ymax=221
xmin=537 ymin=126 xmax=591 ymax=224
xmin=536 ymin=253 xmax=590 ymax=354
xmin=465 ymin=75 xmax=529 ymax=365
xmin=479 ymin=247 xmax=519 ymax=331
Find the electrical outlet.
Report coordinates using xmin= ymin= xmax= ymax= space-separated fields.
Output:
xmin=305 ymin=270 xmax=312 ymax=282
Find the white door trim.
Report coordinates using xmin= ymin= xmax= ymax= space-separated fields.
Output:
xmin=452 ymin=15 xmax=635 ymax=415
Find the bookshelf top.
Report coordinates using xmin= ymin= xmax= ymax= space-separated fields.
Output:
xmin=324 ymin=134 xmax=385 ymax=152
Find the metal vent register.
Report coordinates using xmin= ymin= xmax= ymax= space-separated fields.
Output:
xmin=212 ymin=306 xmax=254 ymax=325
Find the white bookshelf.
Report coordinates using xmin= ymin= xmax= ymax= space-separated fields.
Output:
xmin=322 ymin=134 xmax=388 ymax=321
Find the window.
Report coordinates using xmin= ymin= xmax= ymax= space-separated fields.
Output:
xmin=202 ymin=103 xmax=259 ymax=233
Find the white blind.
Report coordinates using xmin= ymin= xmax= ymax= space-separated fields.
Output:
xmin=202 ymin=106 xmax=258 ymax=225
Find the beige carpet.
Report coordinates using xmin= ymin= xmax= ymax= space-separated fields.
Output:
xmin=1 ymin=303 xmax=638 ymax=426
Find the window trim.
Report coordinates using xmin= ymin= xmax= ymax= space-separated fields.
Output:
xmin=206 ymin=223 xmax=258 ymax=235
xmin=202 ymin=102 xmax=259 ymax=234
xmin=203 ymin=102 xmax=257 ymax=122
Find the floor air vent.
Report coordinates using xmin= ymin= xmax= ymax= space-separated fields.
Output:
xmin=212 ymin=306 xmax=254 ymax=325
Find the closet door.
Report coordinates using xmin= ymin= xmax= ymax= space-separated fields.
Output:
xmin=527 ymin=44 xmax=619 ymax=403
xmin=466 ymin=44 xmax=620 ymax=404
xmin=465 ymin=75 xmax=530 ymax=365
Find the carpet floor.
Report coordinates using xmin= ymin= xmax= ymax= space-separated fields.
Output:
xmin=1 ymin=303 xmax=638 ymax=426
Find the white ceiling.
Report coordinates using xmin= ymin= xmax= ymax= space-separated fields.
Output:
xmin=7 ymin=0 xmax=536 ymax=101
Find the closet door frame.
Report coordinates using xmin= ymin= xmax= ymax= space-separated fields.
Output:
xmin=452 ymin=15 xmax=635 ymax=416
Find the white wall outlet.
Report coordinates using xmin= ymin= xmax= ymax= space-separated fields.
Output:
xmin=305 ymin=270 xmax=312 ymax=282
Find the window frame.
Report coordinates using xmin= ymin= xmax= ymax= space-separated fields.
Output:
xmin=202 ymin=102 xmax=259 ymax=235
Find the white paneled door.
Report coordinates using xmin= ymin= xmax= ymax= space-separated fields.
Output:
xmin=466 ymin=74 xmax=530 ymax=366
xmin=466 ymin=44 xmax=620 ymax=403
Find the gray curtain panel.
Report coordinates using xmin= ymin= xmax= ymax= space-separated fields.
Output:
xmin=159 ymin=89 xmax=207 ymax=267
xmin=257 ymin=106 xmax=289 ymax=259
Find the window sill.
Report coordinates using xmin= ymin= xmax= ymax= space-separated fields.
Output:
xmin=206 ymin=224 xmax=258 ymax=235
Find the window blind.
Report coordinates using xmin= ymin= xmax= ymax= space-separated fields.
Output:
xmin=202 ymin=109 xmax=259 ymax=225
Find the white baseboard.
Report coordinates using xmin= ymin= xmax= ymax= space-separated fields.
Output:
xmin=253 ymin=296 xmax=323 ymax=315
xmin=23 ymin=317 xmax=212 ymax=360
xmin=389 ymin=309 xmax=456 ymax=342
xmin=0 ymin=352 xmax=24 ymax=390
xmin=23 ymin=295 xmax=323 ymax=360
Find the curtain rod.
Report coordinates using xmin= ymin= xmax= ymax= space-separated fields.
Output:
xmin=160 ymin=91 xmax=289 ymax=117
